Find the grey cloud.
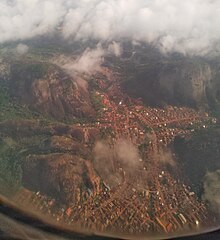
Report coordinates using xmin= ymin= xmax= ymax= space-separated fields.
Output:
xmin=156 ymin=148 xmax=176 ymax=167
xmin=203 ymin=170 xmax=220 ymax=215
xmin=93 ymin=139 xmax=142 ymax=187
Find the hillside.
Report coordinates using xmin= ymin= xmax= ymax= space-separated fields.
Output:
xmin=0 ymin=42 xmax=219 ymax=235
xmin=120 ymin=45 xmax=220 ymax=114
xmin=174 ymin=127 xmax=220 ymax=195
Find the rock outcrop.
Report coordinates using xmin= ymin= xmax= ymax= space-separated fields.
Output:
xmin=120 ymin=44 xmax=220 ymax=109
xmin=22 ymin=153 xmax=95 ymax=204
xmin=158 ymin=61 xmax=212 ymax=107
xmin=0 ymin=119 xmax=101 ymax=203
xmin=7 ymin=61 xmax=96 ymax=120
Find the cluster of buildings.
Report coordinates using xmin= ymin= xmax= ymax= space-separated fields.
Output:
xmin=13 ymin=165 xmax=209 ymax=235
xmin=12 ymin=67 xmax=214 ymax=235
xmin=68 ymin=68 xmax=212 ymax=233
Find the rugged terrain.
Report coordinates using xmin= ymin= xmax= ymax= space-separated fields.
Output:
xmin=7 ymin=61 xmax=96 ymax=120
xmin=121 ymin=45 xmax=220 ymax=111
xmin=0 ymin=42 xmax=220 ymax=236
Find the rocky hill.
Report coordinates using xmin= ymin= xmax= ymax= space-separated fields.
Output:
xmin=0 ymin=119 xmax=101 ymax=203
xmin=121 ymin=45 xmax=220 ymax=112
xmin=8 ymin=61 xmax=96 ymax=120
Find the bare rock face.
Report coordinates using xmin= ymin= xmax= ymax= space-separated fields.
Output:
xmin=158 ymin=61 xmax=213 ymax=107
xmin=123 ymin=52 xmax=215 ymax=108
xmin=22 ymin=153 xmax=97 ymax=204
xmin=8 ymin=62 xmax=96 ymax=120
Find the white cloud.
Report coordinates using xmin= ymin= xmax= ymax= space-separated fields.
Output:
xmin=54 ymin=44 xmax=105 ymax=75
xmin=16 ymin=43 xmax=29 ymax=55
xmin=53 ymin=42 xmax=122 ymax=76
xmin=0 ymin=0 xmax=65 ymax=42
xmin=1 ymin=0 xmax=220 ymax=55
xmin=108 ymin=42 xmax=122 ymax=57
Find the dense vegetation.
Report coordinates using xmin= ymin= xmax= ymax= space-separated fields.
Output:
xmin=174 ymin=126 xmax=220 ymax=197
xmin=0 ymin=82 xmax=40 ymax=122
xmin=0 ymin=138 xmax=23 ymax=196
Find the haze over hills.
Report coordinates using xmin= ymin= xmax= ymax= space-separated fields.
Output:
xmin=0 ymin=39 xmax=220 ymax=237
xmin=2 ymin=40 xmax=220 ymax=115
xmin=0 ymin=0 xmax=220 ymax=238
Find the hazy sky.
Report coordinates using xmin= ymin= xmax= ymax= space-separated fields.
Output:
xmin=1 ymin=0 xmax=220 ymax=55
